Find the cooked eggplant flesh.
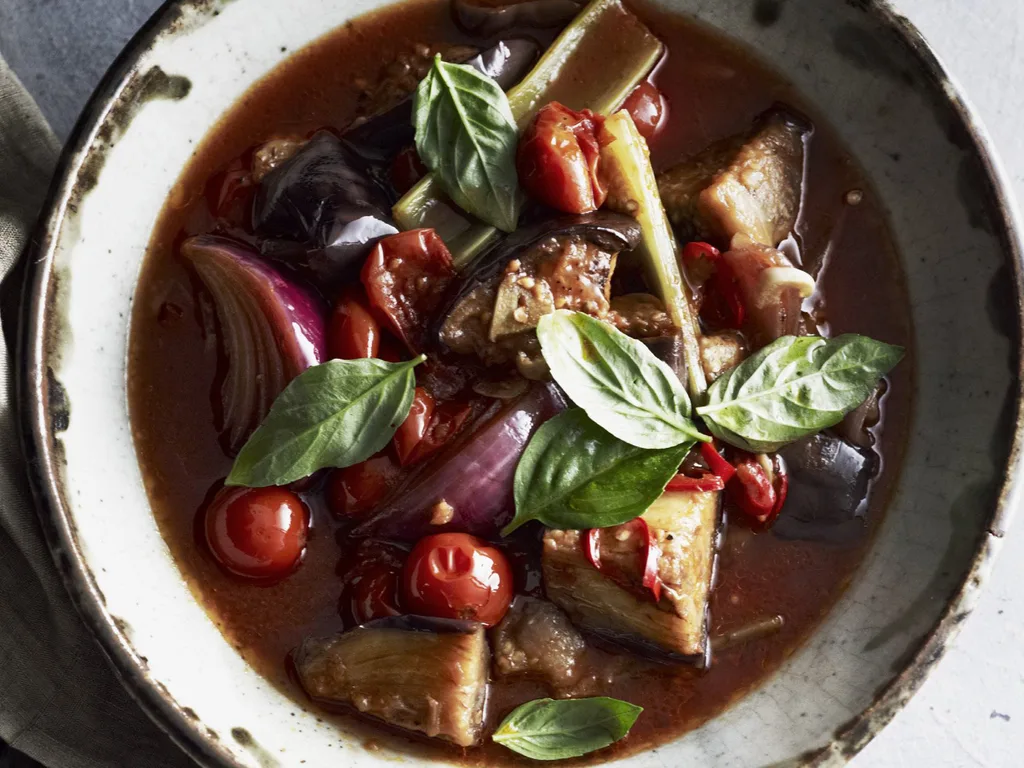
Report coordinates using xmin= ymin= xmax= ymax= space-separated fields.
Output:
xmin=491 ymin=596 xmax=588 ymax=692
xmin=658 ymin=107 xmax=809 ymax=248
xmin=699 ymin=330 xmax=747 ymax=383
xmin=439 ymin=213 xmax=641 ymax=366
xmin=294 ymin=616 xmax=489 ymax=747
xmin=542 ymin=489 xmax=720 ymax=661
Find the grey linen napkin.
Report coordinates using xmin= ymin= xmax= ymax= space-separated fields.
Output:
xmin=0 ymin=57 xmax=195 ymax=768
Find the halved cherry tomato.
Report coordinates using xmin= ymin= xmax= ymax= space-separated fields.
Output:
xmin=339 ymin=542 xmax=406 ymax=626
xmin=361 ymin=229 xmax=455 ymax=353
xmin=390 ymin=146 xmax=428 ymax=195
xmin=583 ymin=518 xmax=662 ymax=602
xmin=328 ymin=289 xmax=381 ymax=360
xmin=394 ymin=387 xmax=435 ymax=466
xmin=404 ymin=399 xmax=474 ymax=466
xmin=327 ymin=453 xmax=402 ymax=518
xmin=401 ymin=533 xmax=513 ymax=627
xmin=517 ymin=102 xmax=606 ymax=214
xmin=622 ymin=81 xmax=666 ymax=140
xmin=204 ymin=486 xmax=308 ymax=580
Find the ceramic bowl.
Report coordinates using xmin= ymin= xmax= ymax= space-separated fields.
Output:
xmin=18 ymin=0 xmax=1024 ymax=766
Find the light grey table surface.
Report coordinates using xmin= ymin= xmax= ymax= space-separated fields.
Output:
xmin=2 ymin=0 xmax=1022 ymax=766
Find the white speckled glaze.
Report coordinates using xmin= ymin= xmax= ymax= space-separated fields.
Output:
xmin=18 ymin=0 xmax=1024 ymax=766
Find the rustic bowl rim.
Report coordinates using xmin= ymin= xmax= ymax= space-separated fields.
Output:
xmin=15 ymin=1 xmax=1024 ymax=766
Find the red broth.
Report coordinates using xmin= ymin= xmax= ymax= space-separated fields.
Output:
xmin=128 ymin=0 xmax=913 ymax=763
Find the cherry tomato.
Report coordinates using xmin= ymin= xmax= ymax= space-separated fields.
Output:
xmin=204 ymin=152 xmax=256 ymax=229
xmin=390 ymin=146 xmax=428 ymax=195
xmin=517 ymin=102 xmax=606 ymax=214
xmin=361 ymin=229 xmax=455 ymax=353
xmin=622 ymin=81 xmax=666 ymax=140
xmin=204 ymin=486 xmax=308 ymax=580
xmin=327 ymin=453 xmax=402 ymax=518
xmin=401 ymin=533 xmax=513 ymax=627
xmin=394 ymin=387 xmax=435 ymax=466
xmin=328 ymin=289 xmax=380 ymax=360
xmin=339 ymin=542 xmax=406 ymax=626
xmin=404 ymin=399 xmax=473 ymax=465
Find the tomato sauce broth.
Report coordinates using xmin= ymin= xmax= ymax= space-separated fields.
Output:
xmin=127 ymin=1 xmax=914 ymax=763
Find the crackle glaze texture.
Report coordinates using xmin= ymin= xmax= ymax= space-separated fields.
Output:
xmin=17 ymin=1 xmax=1024 ymax=767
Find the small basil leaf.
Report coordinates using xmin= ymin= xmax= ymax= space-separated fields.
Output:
xmin=226 ymin=356 xmax=424 ymax=487
xmin=695 ymin=334 xmax=904 ymax=452
xmin=413 ymin=55 xmax=522 ymax=232
xmin=493 ymin=697 xmax=642 ymax=761
xmin=536 ymin=310 xmax=708 ymax=449
xmin=504 ymin=408 xmax=690 ymax=536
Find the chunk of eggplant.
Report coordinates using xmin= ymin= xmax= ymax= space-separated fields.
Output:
xmin=344 ymin=40 xmax=540 ymax=157
xmin=658 ymin=106 xmax=810 ymax=248
xmin=438 ymin=213 xmax=641 ymax=367
xmin=699 ymin=330 xmax=747 ymax=383
xmin=491 ymin=596 xmax=588 ymax=693
xmin=774 ymin=432 xmax=878 ymax=544
xmin=294 ymin=616 xmax=489 ymax=747
xmin=253 ymin=131 xmax=398 ymax=290
xmin=543 ymin=489 xmax=720 ymax=662
xmin=453 ymin=0 xmax=583 ymax=37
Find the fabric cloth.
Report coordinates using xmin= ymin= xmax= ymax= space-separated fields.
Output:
xmin=0 ymin=57 xmax=194 ymax=768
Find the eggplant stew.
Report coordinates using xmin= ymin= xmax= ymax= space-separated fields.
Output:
xmin=128 ymin=0 xmax=913 ymax=763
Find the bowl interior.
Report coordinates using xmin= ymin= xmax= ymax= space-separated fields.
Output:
xmin=23 ymin=0 xmax=1021 ymax=766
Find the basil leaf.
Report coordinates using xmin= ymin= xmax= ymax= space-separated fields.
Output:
xmin=226 ymin=356 xmax=424 ymax=487
xmin=536 ymin=310 xmax=708 ymax=449
xmin=695 ymin=334 xmax=904 ymax=452
xmin=504 ymin=408 xmax=690 ymax=535
xmin=413 ymin=55 xmax=522 ymax=232
xmin=493 ymin=697 xmax=642 ymax=761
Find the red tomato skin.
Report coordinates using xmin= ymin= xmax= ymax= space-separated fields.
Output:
xmin=622 ymin=82 xmax=666 ymax=140
xmin=339 ymin=542 xmax=406 ymax=626
xmin=204 ymin=486 xmax=308 ymax=580
xmin=393 ymin=387 xmax=436 ymax=466
xmin=401 ymin=533 xmax=513 ymax=627
xmin=327 ymin=453 xmax=401 ymax=518
xmin=328 ymin=290 xmax=380 ymax=360
xmin=361 ymin=229 xmax=455 ymax=353
xmin=404 ymin=399 xmax=473 ymax=465
xmin=517 ymin=103 xmax=606 ymax=214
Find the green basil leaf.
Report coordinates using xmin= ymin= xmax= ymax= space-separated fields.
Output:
xmin=413 ymin=55 xmax=521 ymax=233
xmin=226 ymin=356 xmax=424 ymax=487
xmin=493 ymin=697 xmax=642 ymax=761
xmin=504 ymin=408 xmax=690 ymax=535
xmin=695 ymin=334 xmax=904 ymax=452
xmin=536 ymin=310 xmax=708 ymax=449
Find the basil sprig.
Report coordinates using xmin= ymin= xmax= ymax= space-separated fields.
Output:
xmin=503 ymin=409 xmax=690 ymax=535
xmin=413 ymin=55 xmax=522 ymax=232
xmin=226 ymin=356 xmax=424 ymax=487
xmin=493 ymin=697 xmax=642 ymax=761
xmin=696 ymin=334 xmax=904 ymax=452
xmin=536 ymin=310 xmax=708 ymax=449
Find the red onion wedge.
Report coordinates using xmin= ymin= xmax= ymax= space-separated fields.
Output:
xmin=354 ymin=383 xmax=566 ymax=540
xmin=181 ymin=235 xmax=326 ymax=454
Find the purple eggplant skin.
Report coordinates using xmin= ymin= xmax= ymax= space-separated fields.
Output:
xmin=180 ymin=235 xmax=326 ymax=454
xmin=773 ymin=432 xmax=879 ymax=544
xmin=343 ymin=39 xmax=540 ymax=158
xmin=351 ymin=615 xmax=481 ymax=635
xmin=452 ymin=0 xmax=583 ymax=38
xmin=354 ymin=383 xmax=566 ymax=541
xmin=253 ymin=131 xmax=399 ymax=290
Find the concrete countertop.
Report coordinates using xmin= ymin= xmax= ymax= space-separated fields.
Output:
xmin=1 ymin=0 xmax=1021 ymax=765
